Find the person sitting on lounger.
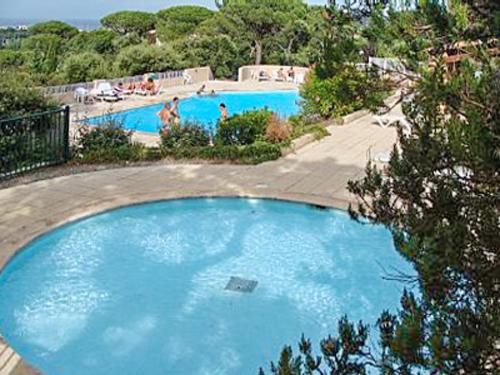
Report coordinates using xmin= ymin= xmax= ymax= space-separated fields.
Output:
xmin=171 ymin=97 xmax=180 ymax=124
xmin=197 ymin=84 xmax=206 ymax=95
xmin=277 ymin=68 xmax=286 ymax=81
xmin=287 ymin=67 xmax=295 ymax=81
xmin=219 ymin=103 xmax=228 ymax=121
xmin=144 ymin=78 xmax=155 ymax=95
xmin=157 ymin=102 xmax=172 ymax=132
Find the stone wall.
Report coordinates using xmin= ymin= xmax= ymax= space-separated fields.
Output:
xmin=238 ymin=65 xmax=309 ymax=82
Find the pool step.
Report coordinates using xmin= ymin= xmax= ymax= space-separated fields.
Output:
xmin=0 ymin=341 xmax=21 ymax=375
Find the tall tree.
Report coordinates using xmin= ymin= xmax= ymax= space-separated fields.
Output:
xmin=156 ymin=6 xmax=214 ymax=41
xmin=101 ymin=11 xmax=156 ymax=37
xmin=221 ymin=0 xmax=306 ymax=65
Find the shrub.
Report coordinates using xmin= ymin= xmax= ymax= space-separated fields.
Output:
xmin=288 ymin=114 xmax=329 ymax=140
xmin=0 ymin=50 xmax=26 ymax=69
xmin=301 ymin=66 xmax=391 ymax=119
xmin=67 ymin=29 xmax=119 ymax=55
xmin=264 ymin=115 xmax=291 ymax=143
xmin=215 ymin=109 xmax=272 ymax=146
xmin=0 ymin=70 xmax=60 ymax=119
xmin=165 ymin=142 xmax=282 ymax=164
xmin=114 ymin=44 xmax=185 ymax=76
xmin=160 ymin=122 xmax=210 ymax=149
xmin=61 ymin=52 xmax=108 ymax=83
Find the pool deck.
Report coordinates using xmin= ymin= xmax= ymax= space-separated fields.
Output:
xmin=0 ymin=85 xmax=399 ymax=375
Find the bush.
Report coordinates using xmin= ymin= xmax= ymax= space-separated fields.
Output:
xmin=165 ymin=141 xmax=282 ymax=164
xmin=301 ymin=66 xmax=391 ymax=119
xmin=160 ymin=122 xmax=210 ymax=149
xmin=288 ymin=114 xmax=329 ymax=140
xmin=0 ymin=50 xmax=26 ymax=69
xmin=61 ymin=52 xmax=108 ymax=83
xmin=264 ymin=115 xmax=291 ymax=143
xmin=0 ymin=70 xmax=59 ymax=119
xmin=67 ymin=29 xmax=119 ymax=55
xmin=114 ymin=44 xmax=185 ymax=76
xmin=215 ymin=109 xmax=272 ymax=146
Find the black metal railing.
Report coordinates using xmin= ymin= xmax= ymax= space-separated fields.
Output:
xmin=0 ymin=106 xmax=70 ymax=180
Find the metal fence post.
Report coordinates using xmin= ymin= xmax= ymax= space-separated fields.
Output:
xmin=63 ymin=106 xmax=71 ymax=161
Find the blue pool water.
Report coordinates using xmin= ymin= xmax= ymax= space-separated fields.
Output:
xmin=0 ymin=198 xmax=413 ymax=375
xmin=85 ymin=90 xmax=301 ymax=133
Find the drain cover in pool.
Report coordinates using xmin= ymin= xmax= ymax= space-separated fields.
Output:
xmin=225 ymin=276 xmax=258 ymax=293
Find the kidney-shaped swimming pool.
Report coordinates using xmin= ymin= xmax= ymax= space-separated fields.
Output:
xmin=0 ymin=198 xmax=413 ymax=375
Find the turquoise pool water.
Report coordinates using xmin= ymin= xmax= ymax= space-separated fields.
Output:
xmin=85 ymin=90 xmax=301 ymax=133
xmin=0 ymin=198 xmax=412 ymax=375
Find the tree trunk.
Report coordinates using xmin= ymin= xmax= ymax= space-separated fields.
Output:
xmin=254 ymin=40 xmax=262 ymax=65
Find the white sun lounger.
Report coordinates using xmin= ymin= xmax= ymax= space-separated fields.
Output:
xmin=91 ymin=82 xmax=122 ymax=102
xmin=373 ymin=115 xmax=412 ymax=134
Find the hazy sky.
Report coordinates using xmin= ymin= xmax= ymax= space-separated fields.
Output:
xmin=0 ymin=0 xmax=328 ymax=20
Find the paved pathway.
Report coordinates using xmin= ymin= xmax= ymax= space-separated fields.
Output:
xmin=0 ymin=111 xmax=397 ymax=375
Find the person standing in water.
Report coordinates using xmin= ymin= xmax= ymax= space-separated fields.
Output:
xmin=219 ymin=103 xmax=228 ymax=121
xmin=157 ymin=102 xmax=172 ymax=134
xmin=171 ymin=97 xmax=180 ymax=124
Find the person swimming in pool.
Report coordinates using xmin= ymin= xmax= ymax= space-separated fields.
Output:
xmin=219 ymin=103 xmax=228 ymax=121
xmin=171 ymin=97 xmax=180 ymax=124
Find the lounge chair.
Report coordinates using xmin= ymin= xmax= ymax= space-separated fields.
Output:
xmin=91 ymin=82 xmax=122 ymax=102
xmin=183 ymin=72 xmax=193 ymax=85
xmin=294 ymin=73 xmax=305 ymax=84
xmin=113 ymin=85 xmax=132 ymax=96
xmin=373 ymin=115 xmax=411 ymax=132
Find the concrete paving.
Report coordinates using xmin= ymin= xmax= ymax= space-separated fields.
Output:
xmin=0 ymin=103 xmax=398 ymax=375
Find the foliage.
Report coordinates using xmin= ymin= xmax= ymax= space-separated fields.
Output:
xmin=61 ymin=52 xmax=108 ymax=83
xmin=265 ymin=1 xmax=500 ymax=374
xmin=301 ymin=66 xmax=390 ymax=119
xmin=165 ymin=141 xmax=282 ymax=164
xmin=260 ymin=316 xmax=371 ymax=375
xmin=0 ymin=70 xmax=59 ymax=119
xmin=0 ymin=50 xmax=26 ymax=68
xmin=21 ymin=34 xmax=64 ymax=76
xmin=347 ymin=58 xmax=499 ymax=374
xmin=215 ymin=109 xmax=272 ymax=146
xmin=101 ymin=11 xmax=157 ymax=37
xmin=221 ymin=0 xmax=307 ymax=65
xmin=114 ymin=44 xmax=185 ymax=76
xmin=156 ymin=6 xmax=214 ymax=41
xmin=264 ymin=115 xmax=291 ymax=143
xmin=67 ymin=29 xmax=119 ymax=54
xmin=160 ymin=122 xmax=210 ymax=149
xmin=288 ymin=114 xmax=329 ymax=140
xmin=73 ymin=117 xmax=159 ymax=163
xmin=29 ymin=20 xmax=78 ymax=39
xmin=176 ymin=33 xmax=241 ymax=78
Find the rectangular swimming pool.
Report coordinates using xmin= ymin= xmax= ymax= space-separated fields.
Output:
xmin=83 ymin=90 xmax=302 ymax=133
